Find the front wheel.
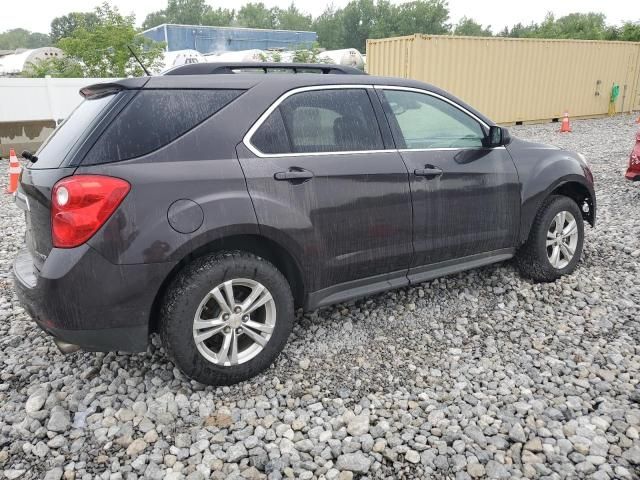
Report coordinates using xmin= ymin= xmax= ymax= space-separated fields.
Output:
xmin=160 ymin=251 xmax=294 ymax=385
xmin=516 ymin=195 xmax=585 ymax=282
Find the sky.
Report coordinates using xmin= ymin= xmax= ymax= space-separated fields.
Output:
xmin=4 ymin=0 xmax=640 ymax=35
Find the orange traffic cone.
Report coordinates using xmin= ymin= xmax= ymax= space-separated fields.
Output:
xmin=6 ymin=149 xmax=21 ymax=194
xmin=560 ymin=112 xmax=572 ymax=133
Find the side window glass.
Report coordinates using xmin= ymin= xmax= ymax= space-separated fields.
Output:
xmin=251 ymin=108 xmax=291 ymax=154
xmin=250 ymin=89 xmax=384 ymax=154
xmin=383 ymin=90 xmax=485 ymax=149
xmin=84 ymin=89 xmax=243 ymax=165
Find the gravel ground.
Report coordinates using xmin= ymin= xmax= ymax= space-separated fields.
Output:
xmin=0 ymin=114 xmax=639 ymax=480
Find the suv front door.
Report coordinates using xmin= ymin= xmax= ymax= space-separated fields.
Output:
xmin=237 ymin=86 xmax=413 ymax=307
xmin=377 ymin=87 xmax=520 ymax=282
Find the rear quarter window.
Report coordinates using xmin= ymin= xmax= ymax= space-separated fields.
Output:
xmin=30 ymin=94 xmax=115 ymax=169
xmin=83 ymin=89 xmax=243 ymax=165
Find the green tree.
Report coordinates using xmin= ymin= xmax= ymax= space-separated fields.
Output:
xmin=454 ymin=16 xmax=492 ymax=37
xmin=0 ymin=28 xmax=50 ymax=50
xmin=142 ymin=10 xmax=169 ymax=30
xmin=551 ymin=12 xmax=607 ymax=39
xmin=500 ymin=12 xmax=612 ymax=40
xmin=370 ymin=0 xmax=400 ymax=39
xmin=339 ymin=0 xmax=377 ymax=52
xmin=613 ymin=21 xmax=640 ymax=41
xmin=57 ymin=2 xmax=165 ymax=77
xmin=202 ymin=8 xmax=236 ymax=26
xmin=142 ymin=0 xmax=235 ymax=29
xmin=274 ymin=4 xmax=313 ymax=31
xmin=50 ymin=12 xmax=99 ymax=43
xmin=21 ymin=57 xmax=83 ymax=78
xmin=164 ymin=0 xmax=211 ymax=25
xmin=393 ymin=0 xmax=450 ymax=36
xmin=292 ymin=45 xmax=332 ymax=63
xmin=237 ymin=3 xmax=277 ymax=29
xmin=498 ymin=22 xmax=538 ymax=38
xmin=312 ymin=6 xmax=344 ymax=50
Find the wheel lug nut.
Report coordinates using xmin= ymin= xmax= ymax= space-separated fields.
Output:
xmin=224 ymin=326 xmax=231 ymax=333
xmin=234 ymin=306 xmax=242 ymax=313
xmin=236 ymin=328 xmax=242 ymax=334
xmin=223 ymin=314 xmax=230 ymax=320
xmin=242 ymin=315 xmax=249 ymax=322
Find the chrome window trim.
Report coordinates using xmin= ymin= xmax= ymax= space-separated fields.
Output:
xmin=374 ymin=85 xmax=491 ymax=130
xmin=243 ymin=84 xmax=500 ymax=158
xmin=398 ymin=146 xmax=505 ymax=152
xmin=243 ymin=84 xmax=379 ymax=158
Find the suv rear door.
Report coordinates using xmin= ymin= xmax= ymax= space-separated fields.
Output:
xmin=376 ymin=87 xmax=520 ymax=282
xmin=237 ymin=85 xmax=413 ymax=307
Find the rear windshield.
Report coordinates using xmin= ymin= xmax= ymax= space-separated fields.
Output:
xmin=30 ymin=94 xmax=114 ymax=169
xmin=82 ymin=89 xmax=243 ymax=165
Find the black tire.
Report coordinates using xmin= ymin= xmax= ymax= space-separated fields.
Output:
xmin=516 ymin=195 xmax=584 ymax=282
xmin=160 ymin=251 xmax=294 ymax=385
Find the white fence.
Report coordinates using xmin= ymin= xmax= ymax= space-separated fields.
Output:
xmin=0 ymin=77 xmax=118 ymax=156
xmin=0 ymin=77 xmax=118 ymax=123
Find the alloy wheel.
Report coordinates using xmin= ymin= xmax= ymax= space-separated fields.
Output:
xmin=546 ymin=210 xmax=579 ymax=269
xmin=192 ymin=278 xmax=276 ymax=366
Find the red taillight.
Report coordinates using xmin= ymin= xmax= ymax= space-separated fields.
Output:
xmin=51 ymin=175 xmax=130 ymax=248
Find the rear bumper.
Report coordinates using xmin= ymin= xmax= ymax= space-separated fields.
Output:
xmin=12 ymin=245 xmax=175 ymax=352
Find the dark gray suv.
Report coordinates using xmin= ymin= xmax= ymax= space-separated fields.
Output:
xmin=13 ymin=63 xmax=596 ymax=385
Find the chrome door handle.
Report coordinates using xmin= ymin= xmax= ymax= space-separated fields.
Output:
xmin=274 ymin=169 xmax=314 ymax=181
xmin=414 ymin=166 xmax=443 ymax=178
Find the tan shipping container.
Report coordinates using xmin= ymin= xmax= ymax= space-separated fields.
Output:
xmin=367 ymin=34 xmax=640 ymax=124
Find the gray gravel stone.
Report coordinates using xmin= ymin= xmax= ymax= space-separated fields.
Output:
xmin=509 ymin=423 xmax=526 ymax=443
xmin=346 ymin=415 xmax=369 ymax=436
xmin=336 ymin=452 xmax=371 ymax=473
xmin=25 ymin=388 xmax=47 ymax=414
xmin=47 ymin=406 xmax=70 ymax=433
xmin=0 ymin=116 xmax=639 ymax=479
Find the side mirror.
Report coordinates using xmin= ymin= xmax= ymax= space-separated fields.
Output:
xmin=487 ymin=126 xmax=510 ymax=147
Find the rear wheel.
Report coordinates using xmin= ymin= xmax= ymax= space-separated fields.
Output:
xmin=160 ymin=251 xmax=294 ymax=385
xmin=516 ymin=195 xmax=584 ymax=282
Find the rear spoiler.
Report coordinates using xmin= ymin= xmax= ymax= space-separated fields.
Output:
xmin=80 ymin=77 xmax=149 ymax=99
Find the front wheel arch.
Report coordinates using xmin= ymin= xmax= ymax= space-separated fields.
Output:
xmin=520 ymin=178 xmax=595 ymax=245
xmin=550 ymin=181 xmax=595 ymax=227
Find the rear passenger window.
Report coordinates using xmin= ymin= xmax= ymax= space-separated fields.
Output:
xmin=83 ymin=89 xmax=243 ymax=164
xmin=250 ymin=89 xmax=383 ymax=154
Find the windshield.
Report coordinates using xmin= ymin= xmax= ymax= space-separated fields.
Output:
xmin=30 ymin=94 xmax=115 ymax=169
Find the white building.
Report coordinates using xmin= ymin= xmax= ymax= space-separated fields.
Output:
xmin=0 ymin=47 xmax=64 ymax=76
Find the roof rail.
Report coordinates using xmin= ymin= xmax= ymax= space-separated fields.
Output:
xmin=163 ymin=62 xmax=366 ymax=76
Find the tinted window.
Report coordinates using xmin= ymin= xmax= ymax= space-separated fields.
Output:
xmin=84 ymin=89 xmax=242 ymax=164
xmin=383 ymin=90 xmax=485 ymax=149
xmin=250 ymin=108 xmax=291 ymax=154
xmin=31 ymin=94 xmax=115 ymax=169
xmin=251 ymin=89 xmax=383 ymax=154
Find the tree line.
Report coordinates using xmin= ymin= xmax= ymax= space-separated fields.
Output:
xmin=1 ymin=0 xmax=639 ymax=78
xmin=139 ymin=0 xmax=640 ymax=52
xmin=1 ymin=0 xmax=639 ymax=53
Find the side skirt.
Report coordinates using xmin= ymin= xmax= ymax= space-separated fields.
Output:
xmin=304 ymin=248 xmax=515 ymax=311
xmin=407 ymin=248 xmax=515 ymax=285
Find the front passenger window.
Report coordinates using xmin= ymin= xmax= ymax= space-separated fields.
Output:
xmin=382 ymin=90 xmax=485 ymax=149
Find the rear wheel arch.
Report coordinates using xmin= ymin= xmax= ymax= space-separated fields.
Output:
xmin=149 ymin=234 xmax=305 ymax=334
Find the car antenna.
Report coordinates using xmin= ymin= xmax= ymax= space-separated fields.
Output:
xmin=127 ymin=45 xmax=151 ymax=76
